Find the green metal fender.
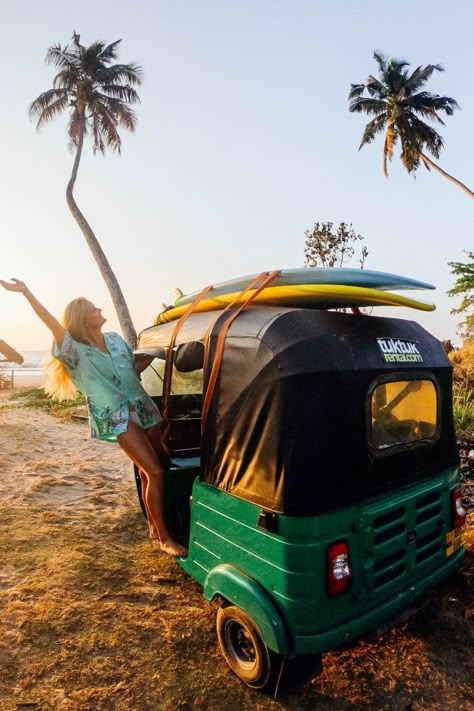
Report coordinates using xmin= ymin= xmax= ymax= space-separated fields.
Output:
xmin=204 ymin=564 xmax=291 ymax=655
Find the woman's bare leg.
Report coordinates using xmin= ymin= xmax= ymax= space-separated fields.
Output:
xmin=142 ymin=423 xmax=167 ymax=540
xmin=136 ymin=470 xmax=159 ymax=540
xmin=117 ymin=422 xmax=187 ymax=557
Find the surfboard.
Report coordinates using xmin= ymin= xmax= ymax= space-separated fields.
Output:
xmin=174 ymin=268 xmax=434 ymax=308
xmin=155 ymin=283 xmax=435 ymax=325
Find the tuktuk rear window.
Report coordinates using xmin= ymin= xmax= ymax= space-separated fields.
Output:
xmin=370 ymin=378 xmax=438 ymax=450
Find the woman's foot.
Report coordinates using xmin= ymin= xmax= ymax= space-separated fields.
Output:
xmin=149 ymin=526 xmax=187 ymax=556
xmin=159 ymin=538 xmax=188 ymax=557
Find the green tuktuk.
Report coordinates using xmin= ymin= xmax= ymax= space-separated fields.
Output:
xmin=134 ymin=305 xmax=466 ymax=691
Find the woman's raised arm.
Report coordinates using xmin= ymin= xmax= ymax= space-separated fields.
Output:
xmin=0 ymin=278 xmax=65 ymax=347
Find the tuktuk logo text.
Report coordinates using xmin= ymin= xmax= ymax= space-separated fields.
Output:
xmin=377 ymin=338 xmax=423 ymax=363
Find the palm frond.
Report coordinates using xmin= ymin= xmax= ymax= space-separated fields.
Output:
xmin=348 ymin=83 xmax=366 ymax=101
xmin=385 ymin=58 xmax=410 ymax=93
xmin=404 ymin=63 xmax=444 ymax=95
xmin=99 ymin=84 xmax=141 ymax=104
xmin=348 ymin=97 xmax=387 ymax=115
xmin=96 ymin=63 xmax=143 ymax=87
xmin=366 ymin=75 xmax=388 ymax=99
xmin=98 ymin=39 xmax=122 ymax=63
xmin=400 ymin=141 xmax=422 ymax=173
xmin=45 ymin=43 xmax=80 ymax=69
xmin=372 ymin=51 xmax=388 ymax=74
xmin=82 ymin=41 xmax=108 ymax=76
xmin=409 ymin=91 xmax=458 ymax=117
xmin=116 ymin=104 xmax=136 ymax=132
xmin=407 ymin=115 xmax=444 ymax=158
xmin=404 ymin=94 xmax=445 ymax=125
xmin=90 ymin=101 xmax=122 ymax=154
xmin=91 ymin=113 xmax=105 ymax=155
xmin=29 ymin=88 xmax=68 ymax=119
xmin=52 ymin=66 xmax=81 ymax=90
xmin=31 ymin=94 xmax=69 ymax=129
xmin=358 ymin=113 xmax=387 ymax=148
xmin=95 ymin=95 xmax=137 ymax=132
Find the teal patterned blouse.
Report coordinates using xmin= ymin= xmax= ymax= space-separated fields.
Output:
xmin=52 ymin=330 xmax=161 ymax=442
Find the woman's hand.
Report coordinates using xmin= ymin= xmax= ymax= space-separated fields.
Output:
xmin=1 ymin=279 xmax=64 ymax=345
xmin=0 ymin=278 xmax=28 ymax=294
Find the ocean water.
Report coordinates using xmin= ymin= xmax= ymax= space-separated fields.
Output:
xmin=5 ymin=350 xmax=49 ymax=379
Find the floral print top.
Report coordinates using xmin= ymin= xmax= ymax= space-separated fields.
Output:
xmin=52 ymin=331 xmax=161 ymax=442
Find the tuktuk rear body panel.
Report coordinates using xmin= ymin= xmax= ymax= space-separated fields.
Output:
xmin=179 ymin=469 xmax=463 ymax=656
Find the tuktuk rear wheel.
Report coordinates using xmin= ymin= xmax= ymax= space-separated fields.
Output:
xmin=216 ymin=605 xmax=275 ymax=690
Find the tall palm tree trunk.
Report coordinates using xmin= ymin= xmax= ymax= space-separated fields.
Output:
xmin=66 ymin=114 xmax=137 ymax=347
xmin=420 ymin=153 xmax=474 ymax=200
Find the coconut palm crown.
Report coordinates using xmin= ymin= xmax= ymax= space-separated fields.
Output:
xmin=348 ymin=51 xmax=474 ymax=199
xmin=30 ymin=32 xmax=142 ymax=154
xmin=29 ymin=33 xmax=143 ymax=346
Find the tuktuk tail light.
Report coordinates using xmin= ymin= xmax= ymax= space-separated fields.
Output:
xmin=327 ymin=542 xmax=352 ymax=596
xmin=452 ymin=488 xmax=466 ymax=529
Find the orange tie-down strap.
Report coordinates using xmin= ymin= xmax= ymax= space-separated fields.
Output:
xmin=200 ymin=270 xmax=271 ymax=407
xmin=201 ymin=269 xmax=281 ymax=428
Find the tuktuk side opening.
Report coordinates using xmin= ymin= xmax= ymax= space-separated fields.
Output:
xmin=135 ymin=306 xmax=466 ymax=691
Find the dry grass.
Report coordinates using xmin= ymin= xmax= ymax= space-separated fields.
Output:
xmin=0 ymin=502 xmax=229 ymax=711
xmin=1 ymin=500 xmax=473 ymax=710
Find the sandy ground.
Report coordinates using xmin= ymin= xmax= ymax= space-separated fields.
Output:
xmin=0 ymin=383 xmax=132 ymax=514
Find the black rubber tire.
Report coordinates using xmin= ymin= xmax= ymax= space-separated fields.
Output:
xmin=216 ymin=605 xmax=273 ymax=690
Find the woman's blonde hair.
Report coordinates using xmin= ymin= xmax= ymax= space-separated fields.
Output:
xmin=44 ymin=297 xmax=96 ymax=401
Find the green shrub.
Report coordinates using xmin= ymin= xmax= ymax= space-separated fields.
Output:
xmin=10 ymin=387 xmax=86 ymax=416
xmin=452 ymin=384 xmax=474 ymax=440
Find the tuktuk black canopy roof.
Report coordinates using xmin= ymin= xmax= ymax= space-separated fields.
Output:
xmin=138 ymin=307 xmax=457 ymax=516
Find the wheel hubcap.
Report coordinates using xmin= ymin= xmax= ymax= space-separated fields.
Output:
xmin=226 ymin=621 xmax=257 ymax=668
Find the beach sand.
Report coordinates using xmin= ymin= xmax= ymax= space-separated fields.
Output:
xmin=0 ymin=382 xmax=132 ymax=513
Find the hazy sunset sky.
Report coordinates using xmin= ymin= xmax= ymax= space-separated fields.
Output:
xmin=2 ymin=0 xmax=473 ymax=349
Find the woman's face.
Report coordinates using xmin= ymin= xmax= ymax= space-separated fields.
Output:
xmin=85 ymin=301 xmax=107 ymax=329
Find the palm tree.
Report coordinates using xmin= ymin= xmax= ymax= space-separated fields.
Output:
xmin=348 ymin=51 xmax=474 ymax=199
xmin=29 ymin=32 xmax=143 ymax=346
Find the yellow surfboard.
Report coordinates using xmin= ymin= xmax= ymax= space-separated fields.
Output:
xmin=155 ymin=283 xmax=435 ymax=325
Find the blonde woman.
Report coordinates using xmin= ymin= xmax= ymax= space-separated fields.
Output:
xmin=0 ymin=278 xmax=187 ymax=558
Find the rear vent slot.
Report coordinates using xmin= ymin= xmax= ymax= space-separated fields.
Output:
xmin=374 ymin=522 xmax=406 ymax=546
xmin=416 ymin=491 xmax=441 ymax=509
xmin=373 ymin=508 xmax=404 ymax=529
xmin=374 ymin=549 xmax=405 ymax=573
xmin=415 ymin=529 xmax=443 ymax=564
xmin=416 ymin=505 xmax=442 ymax=525
xmin=374 ymin=563 xmax=406 ymax=588
xmin=416 ymin=542 xmax=442 ymax=565
xmin=417 ymin=529 xmax=441 ymax=548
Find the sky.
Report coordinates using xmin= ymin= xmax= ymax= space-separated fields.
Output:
xmin=1 ymin=0 xmax=473 ymax=350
